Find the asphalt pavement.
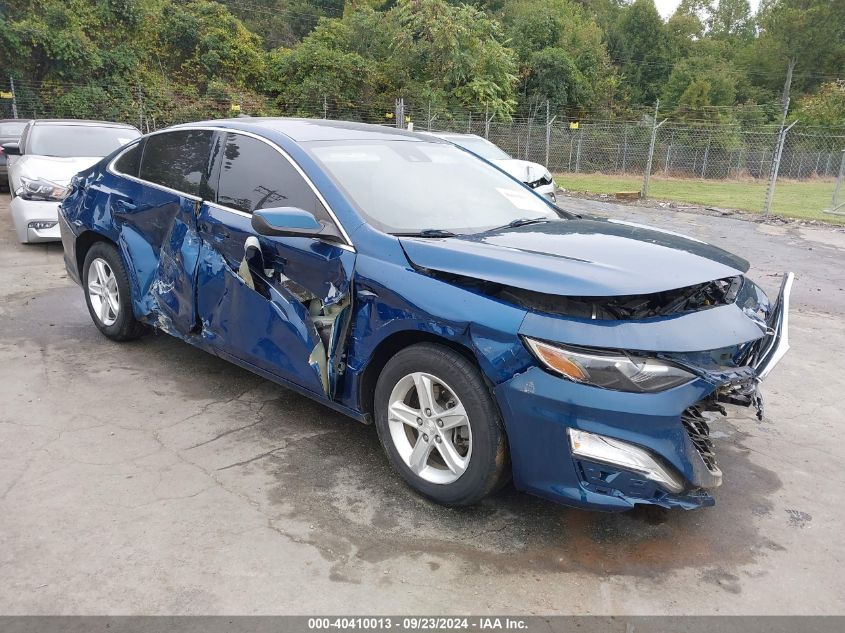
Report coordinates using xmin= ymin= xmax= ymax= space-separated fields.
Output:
xmin=1 ymin=193 xmax=843 ymax=614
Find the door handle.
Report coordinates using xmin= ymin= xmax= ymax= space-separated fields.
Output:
xmin=114 ymin=198 xmax=136 ymax=212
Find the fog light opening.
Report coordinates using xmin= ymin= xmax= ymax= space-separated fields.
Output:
xmin=568 ymin=428 xmax=685 ymax=494
xmin=28 ymin=221 xmax=58 ymax=230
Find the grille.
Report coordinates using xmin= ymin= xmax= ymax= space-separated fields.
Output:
xmin=682 ymin=404 xmax=720 ymax=473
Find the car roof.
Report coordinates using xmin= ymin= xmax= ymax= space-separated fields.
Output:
xmin=176 ymin=117 xmax=450 ymax=143
xmin=421 ymin=131 xmax=487 ymax=142
xmin=29 ymin=119 xmax=139 ymax=129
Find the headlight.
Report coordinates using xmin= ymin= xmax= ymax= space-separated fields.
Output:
xmin=17 ymin=176 xmax=69 ymax=201
xmin=524 ymin=338 xmax=696 ymax=393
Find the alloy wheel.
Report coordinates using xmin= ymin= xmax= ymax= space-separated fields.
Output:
xmin=387 ymin=372 xmax=473 ymax=484
xmin=87 ymin=258 xmax=120 ymax=327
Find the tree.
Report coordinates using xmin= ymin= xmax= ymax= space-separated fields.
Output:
xmin=607 ymin=0 xmax=673 ymax=104
xmin=793 ymin=81 xmax=845 ymax=127
xmin=750 ymin=0 xmax=845 ymax=96
xmin=707 ymin=0 xmax=754 ymax=40
xmin=393 ymin=0 xmax=518 ymax=115
xmin=501 ymin=0 xmax=616 ymax=113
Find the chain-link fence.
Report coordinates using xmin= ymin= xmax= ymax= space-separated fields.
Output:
xmin=2 ymin=77 xmax=844 ymax=222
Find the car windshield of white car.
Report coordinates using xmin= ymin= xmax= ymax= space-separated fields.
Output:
xmin=308 ymin=140 xmax=558 ymax=235
xmin=28 ymin=125 xmax=140 ymax=158
xmin=450 ymin=137 xmax=511 ymax=161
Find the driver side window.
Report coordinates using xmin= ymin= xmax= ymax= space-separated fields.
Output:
xmin=214 ymin=132 xmax=334 ymax=227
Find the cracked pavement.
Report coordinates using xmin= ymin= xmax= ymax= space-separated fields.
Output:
xmin=1 ymin=193 xmax=844 ymax=615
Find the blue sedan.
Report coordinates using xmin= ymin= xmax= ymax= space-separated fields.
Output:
xmin=58 ymin=118 xmax=792 ymax=511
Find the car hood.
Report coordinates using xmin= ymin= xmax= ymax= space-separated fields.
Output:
xmin=492 ymin=159 xmax=549 ymax=184
xmin=13 ymin=155 xmax=103 ymax=185
xmin=399 ymin=217 xmax=750 ymax=297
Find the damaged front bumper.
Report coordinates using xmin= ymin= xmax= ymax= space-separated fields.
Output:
xmin=496 ymin=272 xmax=794 ymax=512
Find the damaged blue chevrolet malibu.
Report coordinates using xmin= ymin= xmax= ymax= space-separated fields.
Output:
xmin=59 ymin=119 xmax=793 ymax=512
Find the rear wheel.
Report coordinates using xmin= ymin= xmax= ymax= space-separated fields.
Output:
xmin=374 ymin=343 xmax=509 ymax=506
xmin=82 ymin=242 xmax=146 ymax=341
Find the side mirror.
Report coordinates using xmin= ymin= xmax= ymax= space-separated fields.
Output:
xmin=1 ymin=142 xmax=21 ymax=156
xmin=251 ymin=207 xmax=344 ymax=243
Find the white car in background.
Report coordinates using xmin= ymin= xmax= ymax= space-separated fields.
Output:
xmin=2 ymin=119 xmax=141 ymax=243
xmin=423 ymin=132 xmax=557 ymax=203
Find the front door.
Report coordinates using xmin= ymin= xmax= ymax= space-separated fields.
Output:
xmin=195 ymin=131 xmax=355 ymax=397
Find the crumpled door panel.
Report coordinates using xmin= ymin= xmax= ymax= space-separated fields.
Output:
xmin=195 ymin=205 xmax=356 ymax=397
xmin=117 ymin=194 xmax=201 ymax=336
xmin=196 ymin=246 xmax=340 ymax=396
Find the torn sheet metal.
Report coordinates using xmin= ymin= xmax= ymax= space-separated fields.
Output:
xmin=196 ymin=246 xmax=329 ymax=395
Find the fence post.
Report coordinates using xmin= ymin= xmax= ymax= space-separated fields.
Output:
xmin=701 ymin=133 xmax=711 ymax=179
xmin=621 ymin=125 xmax=628 ymax=173
xmin=525 ymin=115 xmax=532 ymax=160
xmin=394 ymin=98 xmax=405 ymax=129
xmin=484 ymin=104 xmax=490 ymax=138
xmin=763 ymin=119 xmax=798 ymax=217
xmin=544 ymin=100 xmax=556 ymax=168
xmin=642 ymin=101 xmax=667 ymax=199
xmin=137 ymin=83 xmax=145 ymax=131
xmin=831 ymin=149 xmax=845 ymax=212
xmin=574 ymin=128 xmax=583 ymax=173
xmin=9 ymin=76 xmax=18 ymax=119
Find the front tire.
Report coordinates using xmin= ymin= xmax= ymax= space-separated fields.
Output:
xmin=374 ymin=343 xmax=510 ymax=506
xmin=82 ymin=242 xmax=146 ymax=341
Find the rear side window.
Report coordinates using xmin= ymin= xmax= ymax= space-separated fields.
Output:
xmin=215 ymin=132 xmax=332 ymax=223
xmin=114 ymin=142 xmax=143 ymax=177
xmin=139 ymin=130 xmax=214 ymax=197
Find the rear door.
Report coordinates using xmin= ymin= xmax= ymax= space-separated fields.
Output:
xmin=195 ymin=131 xmax=355 ymax=397
xmin=115 ymin=129 xmax=214 ymax=335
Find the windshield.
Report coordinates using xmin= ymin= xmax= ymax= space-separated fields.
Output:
xmin=28 ymin=124 xmax=140 ymax=158
xmin=444 ymin=136 xmax=511 ymax=161
xmin=0 ymin=121 xmax=27 ymax=137
xmin=309 ymin=140 xmax=558 ymax=234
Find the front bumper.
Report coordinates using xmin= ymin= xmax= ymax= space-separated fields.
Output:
xmin=10 ymin=197 xmax=61 ymax=243
xmin=496 ymin=272 xmax=793 ymax=511
xmin=532 ymin=183 xmax=556 ymax=203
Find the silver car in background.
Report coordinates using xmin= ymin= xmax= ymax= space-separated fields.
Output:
xmin=424 ymin=132 xmax=558 ymax=202
xmin=0 ymin=119 xmax=29 ymax=191
xmin=2 ymin=119 xmax=141 ymax=243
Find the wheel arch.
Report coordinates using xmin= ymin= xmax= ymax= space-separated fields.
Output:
xmin=75 ymin=230 xmax=118 ymax=279
xmin=358 ymin=329 xmax=485 ymax=421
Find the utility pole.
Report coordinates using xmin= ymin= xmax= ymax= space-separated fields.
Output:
xmin=9 ymin=76 xmax=18 ymax=119
xmin=763 ymin=59 xmax=796 ymax=217
xmin=642 ymin=100 xmax=667 ymax=199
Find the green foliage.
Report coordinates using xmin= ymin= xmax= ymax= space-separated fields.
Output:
xmin=502 ymin=0 xmax=615 ymax=113
xmin=793 ymin=81 xmax=845 ymax=128
xmin=608 ymin=0 xmax=674 ymax=104
xmin=0 ymin=0 xmax=842 ymax=127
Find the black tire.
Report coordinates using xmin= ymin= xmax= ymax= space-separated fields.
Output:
xmin=374 ymin=343 xmax=510 ymax=506
xmin=82 ymin=241 xmax=147 ymax=341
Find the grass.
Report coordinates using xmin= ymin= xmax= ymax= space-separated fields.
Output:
xmin=555 ymin=172 xmax=843 ymax=224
